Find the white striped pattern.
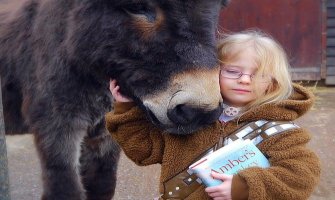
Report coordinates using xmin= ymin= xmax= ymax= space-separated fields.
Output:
xmin=225 ymin=120 xmax=299 ymax=146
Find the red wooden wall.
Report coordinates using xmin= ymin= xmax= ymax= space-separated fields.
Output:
xmin=218 ymin=0 xmax=324 ymax=81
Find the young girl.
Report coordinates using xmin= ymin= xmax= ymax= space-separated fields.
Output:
xmin=106 ymin=31 xmax=320 ymax=200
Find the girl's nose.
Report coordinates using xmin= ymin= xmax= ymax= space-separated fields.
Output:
xmin=238 ymin=74 xmax=252 ymax=84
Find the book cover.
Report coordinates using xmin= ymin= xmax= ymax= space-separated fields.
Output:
xmin=189 ymin=139 xmax=270 ymax=187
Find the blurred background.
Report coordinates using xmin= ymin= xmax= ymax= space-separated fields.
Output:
xmin=219 ymin=0 xmax=332 ymax=85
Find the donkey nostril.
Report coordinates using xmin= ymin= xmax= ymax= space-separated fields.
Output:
xmin=167 ymin=104 xmax=198 ymax=125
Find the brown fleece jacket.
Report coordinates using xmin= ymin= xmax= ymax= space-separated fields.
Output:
xmin=105 ymin=84 xmax=320 ymax=200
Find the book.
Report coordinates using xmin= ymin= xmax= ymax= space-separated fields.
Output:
xmin=189 ymin=139 xmax=270 ymax=187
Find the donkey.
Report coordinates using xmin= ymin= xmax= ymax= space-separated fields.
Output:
xmin=0 ymin=0 xmax=228 ymax=199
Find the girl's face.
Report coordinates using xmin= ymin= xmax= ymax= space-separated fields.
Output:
xmin=219 ymin=47 xmax=271 ymax=107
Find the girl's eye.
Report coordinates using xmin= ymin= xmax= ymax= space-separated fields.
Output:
xmin=226 ymin=69 xmax=240 ymax=74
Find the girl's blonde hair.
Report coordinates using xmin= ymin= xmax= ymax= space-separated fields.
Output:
xmin=217 ymin=30 xmax=293 ymax=109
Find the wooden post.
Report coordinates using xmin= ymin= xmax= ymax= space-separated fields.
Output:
xmin=0 ymin=80 xmax=11 ymax=200
xmin=326 ymin=0 xmax=335 ymax=85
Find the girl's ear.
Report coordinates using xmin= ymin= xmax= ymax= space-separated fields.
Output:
xmin=265 ymin=79 xmax=277 ymax=94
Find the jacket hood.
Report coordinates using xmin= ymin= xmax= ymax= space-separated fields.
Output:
xmin=239 ymin=83 xmax=315 ymax=122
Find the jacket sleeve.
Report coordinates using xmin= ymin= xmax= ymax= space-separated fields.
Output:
xmin=231 ymin=129 xmax=320 ymax=200
xmin=105 ymin=102 xmax=164 ymax=166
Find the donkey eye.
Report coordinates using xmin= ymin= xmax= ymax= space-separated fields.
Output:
xmin=123 ymin=3 xmax=156 ymax=22
xmin=123 ymin=3 xmax=148 ymax=15
xmin=221 ymin=0 xmax=230 ymax=7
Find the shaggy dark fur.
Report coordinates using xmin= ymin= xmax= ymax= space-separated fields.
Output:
xmin=0 ymin=0 xmax=228 ymax=199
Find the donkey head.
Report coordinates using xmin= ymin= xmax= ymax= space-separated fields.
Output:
xmin=68 ymin=0 xmax=229 ymax=134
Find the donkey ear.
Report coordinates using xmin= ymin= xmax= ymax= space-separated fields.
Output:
xmin=221 ymin=0 xmax=230 ymax=7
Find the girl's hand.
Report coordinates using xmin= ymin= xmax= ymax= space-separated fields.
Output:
xmin=205 ymin=172 xmax=233 ymax=200
xmin=110 ymin=79 xmax=133 ymax=102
